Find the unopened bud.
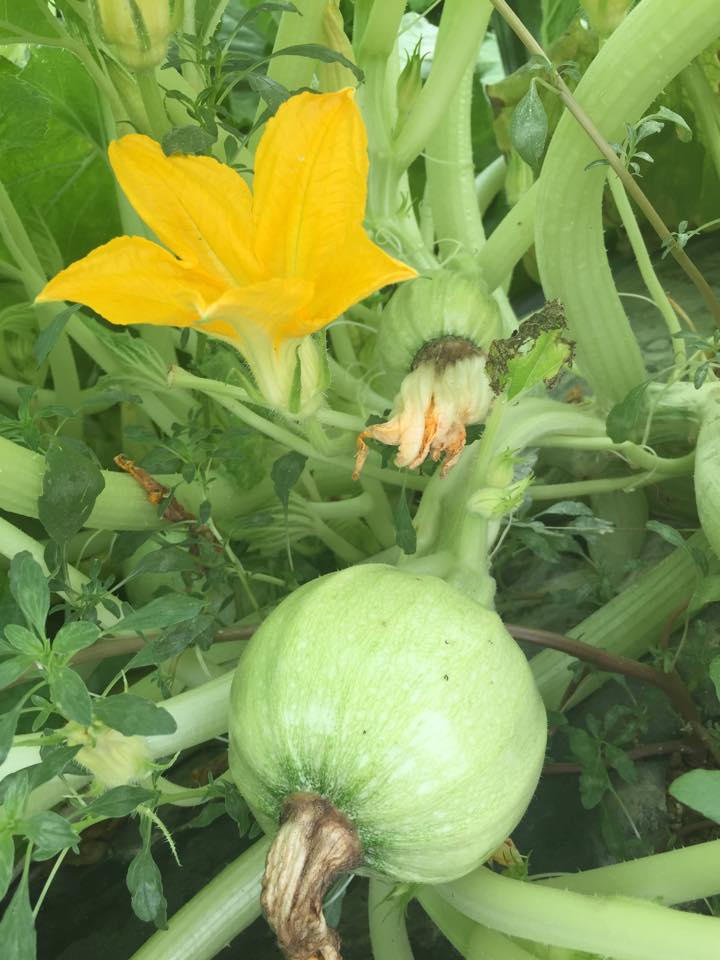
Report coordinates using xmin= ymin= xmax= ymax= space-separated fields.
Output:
xmin=317 ymin=1 xmax=358 ymax=92
xmin=395 ymin=41 xmax=423 ymax=132
xmin=94 ymin=0 xmax=181 ymax=72
xmin=65 ymin=721 xmax=152 ymax=789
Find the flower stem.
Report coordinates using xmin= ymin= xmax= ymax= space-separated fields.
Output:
xmin=681 ymin=60 xmax=720 ymax=184
xmin=437 ymin=865 xmax=720 ymax=960
xmin=607 ymin=170 xmax=685 ymax=368
xmin=368 ymin=879 xmax=414 ymax=960
xmin=136 ymin=69 xmax=171 ymax=138
xmin=129 ymin=839 xmax=270 ymax=960
xmin=475 ymin=183 xmax=537 ymax=294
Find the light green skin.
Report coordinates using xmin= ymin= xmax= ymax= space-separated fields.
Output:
xmin=228 ymin=564 xmax=546 ymax=884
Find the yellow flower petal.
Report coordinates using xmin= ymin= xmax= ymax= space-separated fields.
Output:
xmin=109 ymin=135 xmax=263 ymax=286
xmin=252 ymin=90 xmax=367 ymax=281
xmin=205 ymin=278 xmax=316 ymax=346
xmin=36 ymin=236 xmax=235 ymax=339
xmin=310 ymin=230 xmax=417 ymax=324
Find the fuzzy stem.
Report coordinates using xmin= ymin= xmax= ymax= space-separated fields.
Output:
xmin=607 ymin=170 xmax=684 ymax=367
xmin=368 ymin=879 xmax=414 ymax=960
xmin=130 ymin=839 xmax=270 ymax=960
xmin=475 ymin=183 xmax=537 ymax=293
xmin=262 ymin=793 xmax=363 ymax=960
xmin=437 ymin=865 xmax=720 ymax=960
xmin=538 ymin=839 xmax=720 ymax=907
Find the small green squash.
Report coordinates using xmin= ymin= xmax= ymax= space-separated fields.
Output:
xmin=229 ymin=563 xmax=546 ymax=885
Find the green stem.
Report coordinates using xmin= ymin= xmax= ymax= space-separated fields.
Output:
xmin=538 ymin=839 xmax=720 ymax=907
xmin=528 ymin=473 xmax=657 ymax=500
xmin=416 ymin=887 xmax=475 ymax=955
xmin=368 ymin=879 xmax=415 ymax=960
xmin=680 ymin=61 xmax=720 ymax=195
xmin=130 ymin=839 xmax=270 ymax=960
xmin=393 ymin=0 xmax=493 ymax=172
xmin=607 ymin=171 xmax=685 ymax=368
xmin=328 ymin=322 xmax=359 ymax=372
xmin=476 ymin=155 xmax=507 ymax=215
xmin=437 ymin=865 xmax=720 ymax=960
xmin=475 ymin=183 xmax=536 ymax=294
xmin=531 ymin=530 xmax=712 ymax=709
xmin=527 ymin=0 xmax=720 ymax=401
xmin=136 ymin=69 xmax=171 ymax=138
xmin=426 ymin=61 xmax=487 ymax=264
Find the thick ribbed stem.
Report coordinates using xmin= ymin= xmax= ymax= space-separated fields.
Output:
xmin=262 ymin=793 xmax=363 ymax=960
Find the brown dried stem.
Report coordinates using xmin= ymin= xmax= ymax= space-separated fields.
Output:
xmin=262 ymin=793 xmax=363 ymax=960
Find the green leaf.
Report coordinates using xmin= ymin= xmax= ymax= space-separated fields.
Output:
xmin=605 ymin=382 xmax=650 ymax=443
xmin=8 ymin=551 xmax=49 ymax=637
xmin=223 ymin=782 xmax=250 ymax=834
xmin=0 ymin=0 xmax=59 ymax=43
xmin=505 ymin=329 xmax=572 ymax=399
xmin=52 ymin=621 xmax=101 ymax=658
xmin=30 ymin=744 xmax=82 ymax=789
xmin=93 ymin=694 xmax=177 ymax=736
xmin=84 ymin=785 xmax=156 ymax=819
xmin=162 ymin=125 xmax=216 ymax=156
xmin=709 ymin=655 xmax=720 ymax=703
xmin=127 ymin=847 xmax=167 ymax=927
xmin=0 ymin=830 xmax=14 ymax=901
xmin=20 ymin=810 xmax=79 ymax=855
xmin=645 ymin=520 xmax=686 ymax=550
xmin=0 ymin=705 xmax=22 ymax=765
xmin=0 ymin=876 xmax=36 ymax=960
xmin=109 ymin=595 xmax=205 ymax=635
xmin=270 ymin=43 xmax=364 ymax=83
xmin=38 ymin=439 xmax=105 ymax=544
xmin=510 ymin=79 xmax=548 ymax=174
xmin=126 ymin=616 xmax=215 ymax=670
xmin=541 ymin=0 xmax=580 ymax=45
xmin=247 ymin=72 xmax=292 ymax=113
xmin=604 ymin=743 xmax=637 ymax=784
xmin=188 ymin=801 xmax=227 ymax=830
xmin=0 ymin=769 xmax=31 ymax=818
xmin=48 ymin=666 xmax=92 ymax=725
xmin=33 ymin=305 xmax=80 ymax=366
xmin=393 ymin=492 xmax=417 ymax=555
xmin=4 ymin=624 xmax=44 ymax=657
xmin=0 ymin=656 xmax=31 ymax=689
xmin=669 ymin=769 xmax=720 ymax=823
xmin=271 ymin=451 xmax=307 ymax=514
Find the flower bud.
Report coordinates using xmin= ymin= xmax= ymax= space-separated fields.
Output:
xmin=65 ymin=720 xmax=152 ymax=789
xmin=93 ymin=0 xmax=181 ymax=72
xmin=395 ymin=42 xmax=423 ymax=133
xmin=468 ymin=475 xmax=532 ymax=520
xmin=317 ymin=1 xmax=358 ymax=92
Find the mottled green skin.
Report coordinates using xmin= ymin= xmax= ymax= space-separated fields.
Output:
xmin=228 ymin=565 xmax=546 ymax=884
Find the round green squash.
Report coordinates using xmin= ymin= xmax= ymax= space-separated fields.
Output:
xmin=228 ymin=563 xmax=546 ymax=885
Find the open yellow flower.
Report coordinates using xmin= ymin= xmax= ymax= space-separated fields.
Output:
xmin=37 ymin=89 xmax=416 ymax=414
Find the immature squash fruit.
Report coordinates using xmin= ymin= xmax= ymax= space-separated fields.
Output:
xmin=229 ymin=564 xmax=546 ymax=960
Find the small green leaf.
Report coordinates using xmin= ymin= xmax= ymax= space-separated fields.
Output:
xmin=49 ymin=666 xmax=92 ymax=725
xmin=84 ymin=785 xmax=156 ymax=819
xmin=669 ymin=769 xmax=720 ymax=823
xmin=9 ymin=552 xmax=49 ymax=637
xmin=505 ymin=330 xmax=572 ymax=399
xmin=0 ymin=769 xmax=31 ymax=818
xmin=0 ymin=706 xmax=22 ymax=765
xmin=0 ymin=876 xmax=36 ymax=960
xmin=604 ymin=743 xmax=637 ymax=784
xmin=4 ymin=625 xmax=44 ymax=657
xmin=0 ymin=830 xmax=14 ymax=901
xmin=271 ymin=451 xmax=307 ymax=514
xmin=393 ymin=492 xmax=417 ymax=555
xmin=188 ymin=802 xmax=226 ymax=830
xmin=109 ymin=595 xmax=204 ymax=635
xmin=605 ymin=382 xmax=650 ymax=443
xmin=94 ymin=694 xmax=177 ymax=736
xmin=269 ymin=43 xmax=363 ymax=83
xmin=0 ymin=657 xmax=31 ymax=690
xmin=645 ymin=520 xmax=686 ymax=549
xmin=247 ymin=73 xmax=292 ymax=113
xmin=223 ymin=782 xmax=250 ymax=834
xmin=127 ymin=847 xmax=167 ymax=927
xmin=31 ymin=744 xmax=83 ymax=789
xmin=52 ymin=621 xmax=101 ymax=658
xmin=38 ymin=439 xmax=105 ymax=544
xmin=510 ymin=80 xmax=548 ymax=175
xmin=162 ymin=125 xmax=216 ymax=156
xmin=20 ymin=811 xmax=79 ymax=855
xmin=33 ymin=305 xmax=80 ymax=366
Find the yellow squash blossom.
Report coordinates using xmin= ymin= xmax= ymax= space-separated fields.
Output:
xmin=37 ymin=89 xmax=416 ymax=414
